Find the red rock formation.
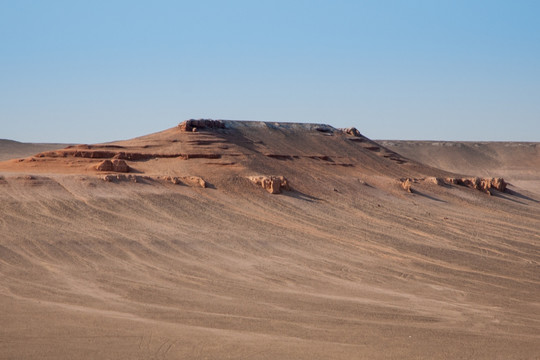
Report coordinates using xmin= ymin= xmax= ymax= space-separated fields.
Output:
xmin=95 ymin=160 xmax=114 ymax=171
xmin=95 ymin=159 xmax=130 ymax=173
xmin=112 ymin=159 xmax=129 ymax=172
xmin=396 ymin=176 xmax=506 ymax=195
xmin=37 ymin=149 xmax=224 ymax=161
xmin=490 ymin=177 xmax=507 ymax=192
xmin=181 ymin=176 xmax=207 ymax=188
xmin=177 ymin=154 xmax=222 ymax=160
xmin=248 ymin=176 xmax=290 ymax=194
xmin=427 ymin=177 xmax=444 ymax=185
xmin=401 ymin=178 xmax=413 ymax=193
xmin=160 ymin=176 xmax=206 ymax=187
xmin=99 ymin=174 xmax=150 ymax=183
xmin=164 ymin=176 xmax=183 ymax=185
xmin=444 ymin=177 xmax=507 ymax=194
xmin=100 ymin=174 xmax=115 ymax=182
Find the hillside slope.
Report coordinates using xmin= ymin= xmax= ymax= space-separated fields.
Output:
xmin=0 ymin=121 xmax=539 ymax=359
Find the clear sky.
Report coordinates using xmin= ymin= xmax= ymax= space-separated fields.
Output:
xmin=1 ymin=1 xmax=539 ymax=143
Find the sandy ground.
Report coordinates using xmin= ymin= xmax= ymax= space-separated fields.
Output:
xmin=0 ymin=122 xmax=539 ymax=359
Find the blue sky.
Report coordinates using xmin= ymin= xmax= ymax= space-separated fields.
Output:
xmin=1 ymin=1 xmax=539 ymax=143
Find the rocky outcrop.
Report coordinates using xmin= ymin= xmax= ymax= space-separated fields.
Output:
xmin=490 ymin=177 xmax=507 ymax=192
xmin=177 ymin=154 xmax=222 ymax=160
xmin=401 ymin=176 xmax=507 ymax=194
xmin=37 ymin=150 xmax=223 ymax=161
xmin=38 ymin=150 xmax=173 ymax=160
xmin=163 ymin=176 xmax=183 ymax=185
xmin=178 ymin=119 xmax=225 ymax=132
xmin=248 ymin=176 xmax=290 ymax=194
xmin=161 ymin=175 xmax=207 ymax=188
xmin=95 ymin=159 xmax=130 ymax=173
xmin=340 ymin=127 xmax=362 ymax=137
xmin=445 ymin=177 xmax=507 ymax=194
xmin=37 ymin=150 xmax=118 ymax=158
xmin=100 ymin=174 xmax=144 ymax=182
xmin=399 ymin=176 xmax=506 ymax=194
xmin=180 ymin=176 xmax=207 ymax=188
xmin=156 ymin=175 xmax=209 ymax=187
xmin=401 ymin=178 xmax=413 ymax=193
xmin=427 ymin=177 xmax=444 ymax=185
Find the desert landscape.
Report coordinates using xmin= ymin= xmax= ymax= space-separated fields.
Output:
xmin=0 ymin=120 xmax=539 ymax=359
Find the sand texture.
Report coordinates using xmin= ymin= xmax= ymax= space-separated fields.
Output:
xmin=0 ymin=121 xmax=539 ymax=359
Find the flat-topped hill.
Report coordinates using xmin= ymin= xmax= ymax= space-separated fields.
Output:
xmin=1 ymin=119 xmax=516 ymax=196
xmin=0 ymin=120 xmax=426 ymax=178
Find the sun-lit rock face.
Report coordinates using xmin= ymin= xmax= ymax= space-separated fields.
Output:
xmin=445 ymin=177 xmax=507 ymax=194
xmin=400 ymin=176 xmax=507 ymax=195
xmin=401 ymin=178 xmax=413 ymax=193
xmin=247 ymin=175 xmax=290 ymax=194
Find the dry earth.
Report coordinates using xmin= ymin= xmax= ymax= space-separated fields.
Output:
xmin=0 ymin=121 xmax=538 ymax=359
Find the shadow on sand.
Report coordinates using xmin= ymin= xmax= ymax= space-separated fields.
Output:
xmin=411 ymin=190 xmax=446 ymax=203
xmin=492 ymin=189 xmax=539 ymax=204
xmin=282 ymin=190 xmax=321 ymax=202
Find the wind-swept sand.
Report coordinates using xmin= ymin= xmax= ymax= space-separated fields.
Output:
xmin=0 ymin=121 xmax=539 ymax=359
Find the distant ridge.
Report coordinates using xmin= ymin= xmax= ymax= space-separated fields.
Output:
xmin=0 ymin=139 xmax=70 ymax=161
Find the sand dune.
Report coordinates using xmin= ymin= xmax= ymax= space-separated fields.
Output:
xmin=0 ymin=121 xmax=539 ymax=359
